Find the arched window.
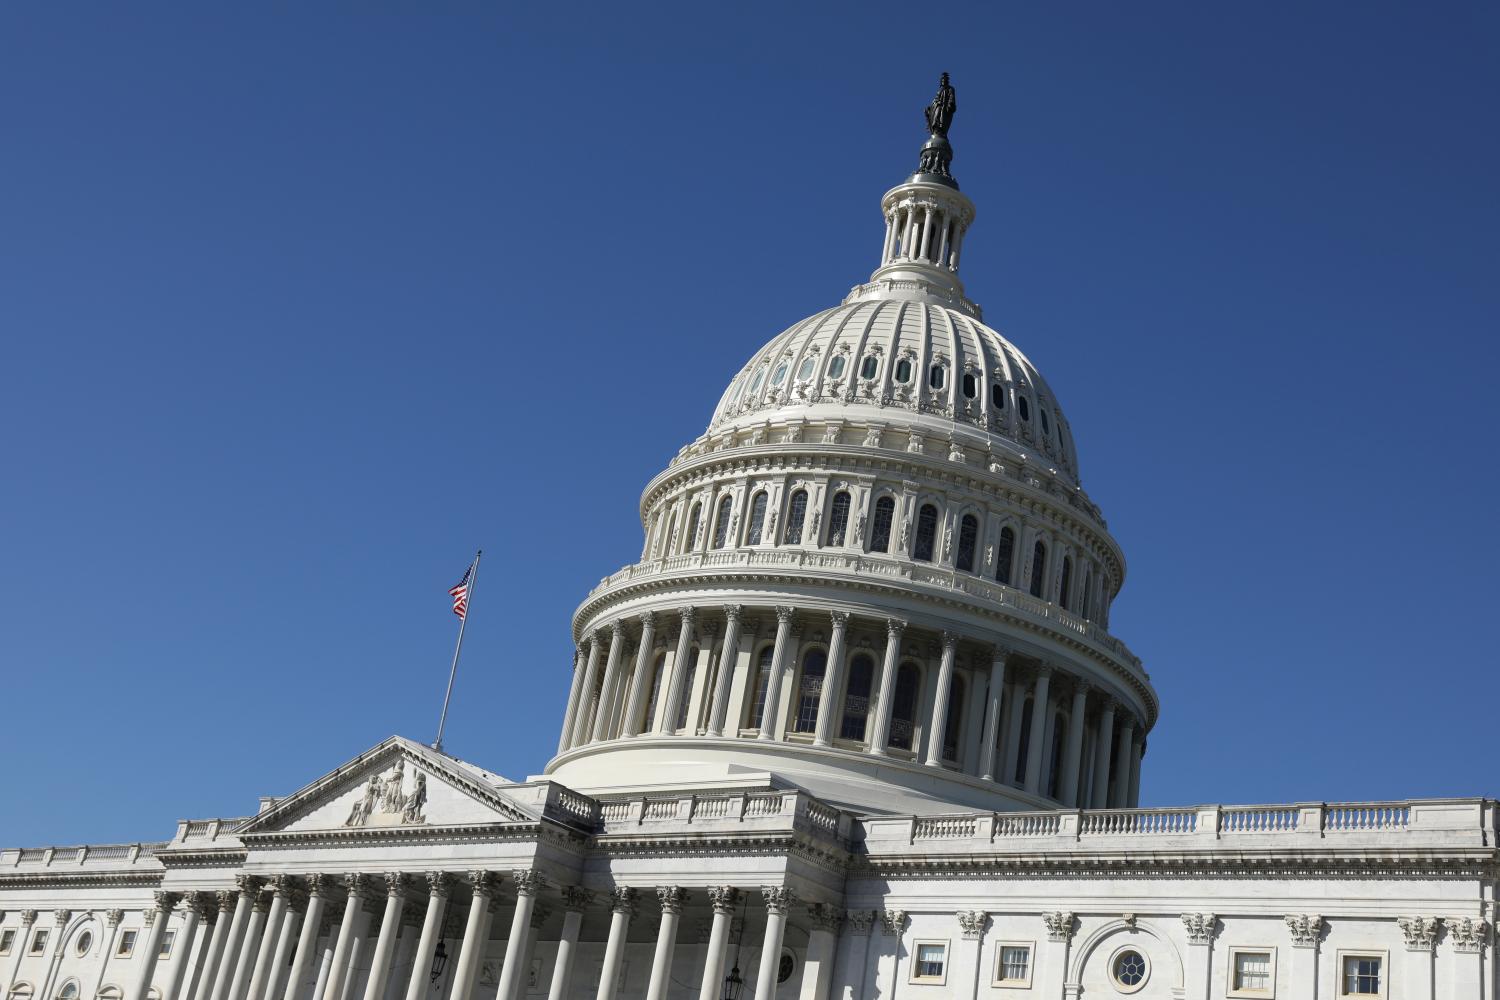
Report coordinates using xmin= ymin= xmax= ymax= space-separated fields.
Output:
xmin=889 ymin=663 xmax=922 ymax=751
xmin=840 ymin=654 xmax=875 ymax=742
xmin=674 ymin=648 xmax=699 ymax=731
xmin=1013 ymin=697 xmax=1034 ymax=783
xmin=746 ymin=645 xmax=775 ymax=730
xmin=990 ymin=383 xmax=1006 ymax=409
xmin=1029 ymin=541 xmax=1047 ymax=598
xmin=661 ymin=510 xmax=677 ymax=556
xmin=870 ymin=496 xmax=895 ymax=553
xmin=793 ymin=649 xmax=826 ymax=733
xmin=995 ymin=526 xmax=1016 ymax=585
xmin=55 ymin=985 xmax=78 ymax=1000
xmin=9 ymin=987 xmax=35 ymax=1000
xmin=684 ymin=502 xmax=702 ymax=552
xmin=783 ymin=490 xmax=807 ymax=544
xmin=1017 ymin=396 xmax=1031 ymax=421
xmin=796 ymin=357 xmax=816 ymax=381
xmin=913 ymin=504 xmax=938 ymax=562
xmin=643 ymin=652 xmax=667 ymax=731
xmin=956 ymin=514 xmax=978 ymax=572
xmin=1040 ymin=408 xmax=1051 ymax=435
xmin=748 ymin=365 xmax=768 ymax=394
xmin=746 ymin=492 xmax=768 ymax=545
xmin=962 ymin=372 xmax=977 ymax=398
xmin=1047 ymin=714 xmax=1068 ymax=799
xmin=928 ymin=364 xmax=946 ymax=390
xmin=1080 ymin=569 xmax=1093 ymax=619
xmin=860 ymin=355 xmax=878 ymax=379
xmin=895 ymin=358 xmax=913 ymax=383
xmin=826 ymin=491 xmax=851 ymax=546
xmin=771 ymin=361 xmax=789 ymax=386
xmin=1058 ymin=556 xmax=1073 ymax=610
xmin=942 ymin=676 xmax=965 ymax=762
xmin=712 ymin=495 xmax=733 ymax=549
xmin=828 ymin=354 xmax=847 ymax=379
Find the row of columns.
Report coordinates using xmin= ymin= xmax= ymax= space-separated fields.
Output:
xmin=882 ymin=200 xmax=965 ymax=272
xmin=559 ymin=606 xmax=1147 ymax=808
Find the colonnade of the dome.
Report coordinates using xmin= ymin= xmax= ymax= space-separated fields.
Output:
xmin=551 ymin=603 xmax=1144 ymax=812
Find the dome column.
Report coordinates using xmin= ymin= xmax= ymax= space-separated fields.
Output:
xmin=658 ymin=608 xmax=696 ymax=735
xmin=621 ymin=613 xmax=659 ymax=737
xmin=812 ymin=612 xmax=850 ymax=748
xmin=1129 ymin=737 xmax=1145 ymax=806
xmin=706 ymin=607 xmax=743 ymax=737
xmin=978 ymin=645 xmax=1010 ymax=781
xmin=1090 ymin=700 xmax=1117 ymax=809
xmin=557 ymin=647 xmax=588 ymax=753
xmin=1059 ymin=683 xmax=1091 ymax=807
xmin=924 ymin=632 xmax=958 ymax=767
xmin=868 ymin=619 xmax=907 ymax=756
xmin=568 ymin=636 xmax=604 ymax=749
xmin=757 ymin=607 xmax=796 ymax=740
xmin=590 ymin=623 xmax=628 ymax=743
xmin=1112 ymin=716 xmax=1137 ymax=808
xmin=1022 ymin=666 xmax=1053 ymax=795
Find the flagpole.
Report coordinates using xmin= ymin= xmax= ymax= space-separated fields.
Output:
xmin=434 ymin=549 xmax=481 ymax=754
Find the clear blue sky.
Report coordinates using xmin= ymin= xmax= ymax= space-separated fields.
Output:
xmin=3 ymin=2 xmax=1496 ymax=847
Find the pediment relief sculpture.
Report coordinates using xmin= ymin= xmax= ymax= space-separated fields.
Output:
xmin=346 ymin=760 xmax=427 ymax=828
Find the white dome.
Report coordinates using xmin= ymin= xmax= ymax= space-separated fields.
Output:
xmin=709 ymin=297 xmax=1083 ymax=483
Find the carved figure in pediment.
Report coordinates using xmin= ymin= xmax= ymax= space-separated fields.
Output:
xmin=346 ymin=776 xmax=381 ymax=827
xmin=380 ymin=761 xmax=406 ymax=812
xmin=402 ymin=773 xmax=428 ymax=823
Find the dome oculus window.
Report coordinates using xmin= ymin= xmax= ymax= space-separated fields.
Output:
xmin=827 ymin=354 xmax=846 ymax=379
xmin=860 ymin=355 xmax=878 ymax=379
xmin=962 ymin=372 xmax=977 ymax=398
xmin=928 ymin=364 xmax=946 ymax=390
xmin=770 ymin=361 xmax=789 ymax=387
xmin=1111 ymin=949 xmax=1149 ymax=994
xmin=895 ymin=358 xmax=913 ymax=383
xmin=796 ymin=357 xmax=816 ymax=381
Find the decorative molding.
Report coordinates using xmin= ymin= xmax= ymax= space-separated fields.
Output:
xmin=1180 ymin=912 xmax=1216 ymax=945
xmin=1043 ymin=911 xmax=1075 ymax=943
xmin=957 ymin=910 xmax=988 ymax=940
xmin=1399 ymin=916 xmax=1441 ymax=953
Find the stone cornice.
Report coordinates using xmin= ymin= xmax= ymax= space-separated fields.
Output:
xmin=851 ymin=850 xmax=1500 ymax=881
xmin=239 ymin=821 xmax=587 ymax=852
xmin=592 ymin=829 xmax=851 ymax=876
xmin=0 ymin=871 xmax=164 ymax=890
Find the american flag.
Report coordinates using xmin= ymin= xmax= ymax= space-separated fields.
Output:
xmin=448 ymin=565 xmax=473 ymax=620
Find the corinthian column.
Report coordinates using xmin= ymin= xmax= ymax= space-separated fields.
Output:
xmin=924 ymin=632 xmax=958 ymax=766
xmin=360 ymin=875 xmax=410 ymax=1000
xmin=659 ymin=608 xmax=697 ymax=735
xmin=812 ymin=613 xmax=850 ymax=748
xmin=1059 ymin=683 xmax=1090 ymax=807
xmin=495 ymin=871 xmax=543 ymax=1000
xmin=621 ymin=613 xmax=659 ymax=737
xmin=697 ymin=888 xmax=738 ymax=1000
xmin=706 ymin=607 xmax=742 ymax=737
xmin=447 ymin=873 xmax=497 ymax=1000
xmin=162 ymin=894 xmax=208 ymax=1000
xmin=321 ymin=875 xmax=373 ymax=1000
xmin=868 ymin=619 xmax=906 ymax=755
xmin=557 ymin=647 xmax=588 ymax=754
xmin=1112 ymin=716 xmax=1136 ymax=808
xmin=130 ymin=893 xmax=179 ymax=1000
xmin=1090 ymin=700 xmax=1116 ymax=809
xmin=595 ymin=888 xmax=635 ymax=1000
xmin=978 ymin=645 xmax=1009 ymax=781
xmin=194 ymin=893 xmax=237 ymax=1000
xmin=590 ymin=623 xmax=628 ymax=742
xmin=400 ymin=874 xmax=453 ymax=1000
xmin=282 ymin=876 xmax=332 ymax=1000
xmin=568 ymin=636 xmax=604 ymax=748
xmin=644 ymin=887 xmax=687 ymax=1000
xmin=546 ymin=888 xmax=592 ymax=1000
xmin=1022 ymin=667 xmax=1052 ymax=795
xmin=245 ymin=877 xmax=293 ymax=1000
xmin=209 ymin=879 xmax=258 ymax=1000
xmin=752 ymin=888 xmax=794 ymax=1000
xmin=757 ymin=607 xmax=796 ymax=740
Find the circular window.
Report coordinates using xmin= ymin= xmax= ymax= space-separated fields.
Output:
xmin=1111 ymin=948 xmax=1149 ymax=993
xmin=74 ymin=933 xmax=92 ymax=957
xmin=771 ymin=361 xmax=789 ymax=386
xmin=827 ymin=354 xmax=846 ymax=379
xmin=777 ymin=949 xmax=796 ymax=984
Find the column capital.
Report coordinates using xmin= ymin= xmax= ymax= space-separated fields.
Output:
xmin=511 ymin=869 xmax=545 ymax=897
xmin=213 ymin=891 xmax=236 ymax=914
xmin=761 ymin=886 xmax=795 ymax=915
xmin=774 ymin=605 xmax=795 ymax=624
xmin=1071 ymin=679 xmax=1093 ymax=699
xmin=707 ymin=886 xmax=739 ymax=915
xmin=886 ymin=618 xmax=907 ymax=637
xmin=829 ymin=610 xmax=850 ymax=628
xmin=1448 ymin=917 xmax=1489 ymax=954
xmin=806 ymin=904 xmax=843 ymax=935
xmin=1043 ymin=911 xmax=1076 ymax=943
xmin=638 ymin=611 xmax=656 ymax=629
xmin=609 ymin=620 xmax=626 ymax=638
xmin=879 ymin=909 xmax=905 ymax=935
xmin=466 ymin=871 xmax=498 ymax=898
xmin=609 ymin=886 xmax=637 ymax=916
xmin=343 ymin=873 xmax=374 ymax=898
xmin=1033 ymin=663 xmax=1054 ymax=680
xmin=957 ymin=910 xmax=988 ymax=941
xmin=54 ymin=907 xmax=75 ymax=925
xmin=1180 ymin=912 xmax=1217 ymax=946
xmin=252 ymin=893 xmax=273 ymax=914
xmin=561 ymin=886 xmax=595 ymax=913
xmin=105 ymin=908 xmax=124 ymax=928
xmin=425 ymin=871 xmax=455 ymax=898
xmin=150 ymin=892 xmax=176 ymax=913
xmin=302 ymin=873 xmax=334 ymax=898
xmin=267 ymin=874 xmax=296 ymax=898
xmin=846 ymin=910 xmax=873 ymax=936
xmin=1398 ymin=915 xmax=1441 ymax=953
xmin=678 ymin=606 xmax=695 ymax=625
xmin=235 ymin=874 xmax=265 ymax=896
xmin=1284 ymin=917 xmax=1320 ymax=947
xmin=990 ymin=639 xmax=1013 ymax=661
xmin=383 ymin=873 xmax=412 ymax=898
xmin=656 ymin=886 xmax=688 ymax=915
xmin=940 ymin=630 xmax=958 ymax=651
xmin=723 ymin=604 xmax=743 ymax=623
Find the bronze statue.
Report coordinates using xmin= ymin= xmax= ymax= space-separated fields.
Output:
xmin=924 ymin=72 xmax=956 ymax=137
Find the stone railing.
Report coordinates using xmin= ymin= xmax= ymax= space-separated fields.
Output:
xmin=860 ymin=799 xmax=1495 ymax=853
xmin=170 ymin=817 xmax=254 ymax=845
xmin=583 ymin=550 xmax=1144 ymax=678
xmin=1 ymin=841 xmax=169 ymax=869
xmin=595 ymin=789 xmax=851 ymax=843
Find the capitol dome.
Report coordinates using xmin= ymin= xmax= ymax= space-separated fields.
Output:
xmin=546 ymin=81 xmax=1155 ymax=817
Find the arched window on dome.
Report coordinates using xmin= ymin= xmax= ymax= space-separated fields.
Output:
xmin=942 ymin=676 xmax=965 ymax=762
xmin=962 ymin=371 xmax=978 ymax=399
xmin=674 ymin=647 xmax=700 ymax=731
xmin=928 ymin=364 xmax=946 ymax=390
xmin=746 ymin=644 xmax=775 ymax=731
xmin=1040 ymin=407 xmax=1052 ymax=437
xmin=783 ymin=490 xmax=808 ymax=544
xmin=1013 ymin=696 xmax=1034 ymax=783
xmin=990 ymin=383 xmax=1006 ymax=410
xmin=643 ymin=652 xmax=667 ymax=732
xmin=684 ymin=502 xmax=702 ymax=554
xmin=956 ymin=514 xmax=978 ymax=572
xmin=1017 ymin=396 xmax=1031 ymax=422
xmin=55 ymin=982 xmax=79 ymax=1000
xmin=840 ymin=654 xmax=875 ymax=742
xmin=1058 ymin=556 xmax=1074 ymax=610
xmin=1029 ymin=541 xmax=1047 ymax=598
xmin=995 ymin=526 xmax=1016 ymax=585
xmin=1047 ymin=711 xmax=1068 ymax=799
xmin=889 ymin=663 xmax=922 ymax=752
xmin=1080 ymin=569 xmax=1093 ymax=620
xmin=661 ymin=509 xmax=678 ymax=558
xmin=895 ymin=358 xmax=913 ymax=383
xmin=860 ymin=355 xmax=879 ymax=380
xmin=913 ymin=504 xmax=938 ymax=562
xmin=770 ymin=361 xmax=789 ymax=387
xmin=792 ymin=648 xmax=826 ymax=733
xmin=749 ymin=365 xmax=768 ymax=394
xmin=826 ymin=491 xmax=851 ymax=546
xmin=869 ymin=496 xmax=895 ymax=553
xmin=712 ymin=495 xmax=733 ymax=549
xmin=746 ymin=492 xmax=769 ymax=545
xmin=796 ymin=357 xmax=816 ymax=381
xmin=828 ymin=354 xmax=847 ymax=379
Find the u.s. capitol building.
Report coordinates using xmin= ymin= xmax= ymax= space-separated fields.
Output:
xmin=4 ymin=78 xmax=1494 ymax=1000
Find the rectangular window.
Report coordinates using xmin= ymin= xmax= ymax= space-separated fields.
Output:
xmin=993 ymin=942 xmax=1033 ymax=988
xmin=0 ymin=929 xmax=14 ymax=956
xmin=158 ymin=930 xmax=176 ymax=959
xmin=29 ymin=929 xmax=49 ymax=955
xmin=1228 ymin=947 xmax=1275 ymax=997
xmin=910 ymin=940 xmax=948 ymax=984
xmin=1339 ymin=953 xmax=1384 ymax=997
xmin=116 ymin=930 xmax=138 ymax=957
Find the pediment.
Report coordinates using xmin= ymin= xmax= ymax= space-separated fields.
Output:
xmin=239 ymin=736 xmax=537 ymax=837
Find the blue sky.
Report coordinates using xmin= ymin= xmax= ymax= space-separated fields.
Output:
xmin=2 ymin=2 xmax=1496 ymax=847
